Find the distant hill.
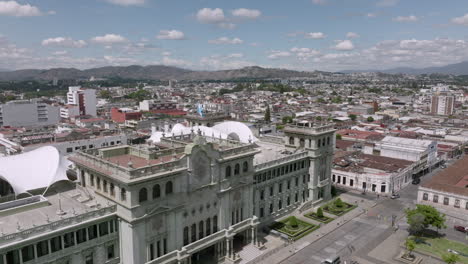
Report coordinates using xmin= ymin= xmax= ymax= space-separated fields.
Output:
xmin=0 ymin=65 xmax=324 ymax=81
xmin=342 ymin=61 xmax=468 ymax=75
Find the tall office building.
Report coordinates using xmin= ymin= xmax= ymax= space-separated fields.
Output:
xmin=430 ymin=94 xmax=454 ymax=116
xmin=60 ymin=86 xmax=97 ymax=119
xmin=0 ymin=99 xmax=60 ymax=127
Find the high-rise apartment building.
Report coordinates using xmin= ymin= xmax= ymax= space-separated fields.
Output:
xmin=430 ymin=94 xmax=454 ymax=116
xmin=60 ymin=86 xmax=97 ymax=119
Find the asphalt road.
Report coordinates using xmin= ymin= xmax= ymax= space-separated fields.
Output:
xmin=280 ymin=157 xmax=467 ymax=264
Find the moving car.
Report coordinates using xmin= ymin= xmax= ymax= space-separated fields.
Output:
xmin=454 ymin=225 xmax=467 ymax=233
xmin=321 ymin=256 xmax=341 ymax=264
xmin=391 ymin=193 xmax=400 ymax=199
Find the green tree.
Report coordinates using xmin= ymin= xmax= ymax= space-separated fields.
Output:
xmin=264 ymin=105 xmax=271 ymax=123
xmin=405 ymin=238 xmax=416 ymax=257
xmin=316 ymin=116 xmax=322 ymax=121
xmin=405 ymin=205 xmax=446 ymax=233
xmin=336 ymin=134 xmax=342 ymax=140
xmin=289 ymin=216 xmax=299 ymax=228
xmin=335 ymin=198 xmax=344 ymax=208
xmin=99 ymin=90 xmax=111 ymax=99
xmin=407 ymin=213 xmax=425 ymax=235
xmin=348 ymin=114 xmax=357 ymax=121
xmin=367 ymin=116 xmax=374 ymax=122
xmin=317 ymin=207 xmax=324 ymax=218
xmin=331 ymin=185 xmax=338 ymax=197
xmin=282 ymin=116 xmax=293 ymax=124
xmin=442 ymin=253 xmax=459 ymax=264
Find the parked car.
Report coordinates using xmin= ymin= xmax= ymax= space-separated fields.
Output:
xmin=454 ymin=225 xmax=467 ymax=233
xmin=412 ymin=178 xmax=421 ymax=185
xmin=391 ymin=193 xmax=400 ymax=199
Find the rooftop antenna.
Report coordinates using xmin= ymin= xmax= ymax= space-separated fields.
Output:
xmin=56 ymin=193 xmax=66 ymax=216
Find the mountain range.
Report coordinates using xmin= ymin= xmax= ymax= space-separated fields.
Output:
xmin=1 ymin=60 xmax=468 ymax=81
xmin=341 ymin=61 xmax=468 ymax=75
xmin=0 ymin=65 xmax=324 ymax=81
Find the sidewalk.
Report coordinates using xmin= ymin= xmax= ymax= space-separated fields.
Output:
xmin=253 ymin=194 xmax=377 ymax=264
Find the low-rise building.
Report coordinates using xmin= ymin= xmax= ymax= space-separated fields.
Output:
xmin=0 ymin=99 xmax=60 ymax=127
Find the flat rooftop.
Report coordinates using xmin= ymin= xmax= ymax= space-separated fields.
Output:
xmin=0 ymin=182 xmax=114 ymax=239
xmin=334 ymin=151 xmax=413 ymax=174
xmin=254 ymin=141 xmax=297 ymax=165
xmin=421 ymin=156 xmax=468 ymax=197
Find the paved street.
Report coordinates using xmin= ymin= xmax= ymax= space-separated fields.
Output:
xmin=256 ymin=159 xmax=466 ymax=264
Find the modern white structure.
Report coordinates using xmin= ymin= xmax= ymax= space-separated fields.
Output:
xmin=373 ymin=136 xmax=437 ymax=176
xmin=0 ymin=99 xmax=60 ymax=127
xmin=60 ymin=86 xmax=97 ymax=119
xmin=0 ymin=121 xmax=336 ymax=264
xmin=430 ymin=94 xmax=454 ymax=116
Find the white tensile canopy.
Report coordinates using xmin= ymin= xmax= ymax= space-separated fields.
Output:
xmin=149 ymin=121 xmax=258 ymax=144
xmin=0 ymin=146 xmax=70 ymax=195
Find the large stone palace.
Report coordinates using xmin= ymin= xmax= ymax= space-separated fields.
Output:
xmin=0 ymin=121 xmax=335 ymax=264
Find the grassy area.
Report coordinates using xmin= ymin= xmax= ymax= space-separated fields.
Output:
xmin=270 ymin=216 xmax=319 ymax=241
xmin=411 ymin=236 xmax=468 ymax=264
xmin=322 ymin=199 xmax=357 ymax=216
xmin=304 ymin=212 xmax=334 ymax=223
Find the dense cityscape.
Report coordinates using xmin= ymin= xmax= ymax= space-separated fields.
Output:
xmin=1 ymin=1 xmax=468 ymax=264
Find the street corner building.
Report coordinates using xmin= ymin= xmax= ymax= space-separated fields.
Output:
xmin=0 ymin=121 xmax=335 ymax=264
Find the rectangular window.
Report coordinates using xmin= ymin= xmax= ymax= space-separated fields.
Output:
xmin=103 ymin=180 xmax=108 ymax=193
xmin=269 ymin=186 xmax=273 ymax=196
xmin=279 ymin=183 xmax=282 ymax=193
xmin=454 ymin=199 xmax=460 ymax=208
xmin=287 ymin=180 xmax=290 ymax=189
xmin=260 ymin=207 xmax=264 ymax=217
xmin=66 ymin=147 xmax=73 ymax=153
xmin=433 ymin=195 xmax=438 ymax=203
xmin=423 ymin=193 xmax=428 ymax=201
xmin=260 ymin=190 xmax=264 ymax=200
xmin=99 ymin=222 xmax=109 ymax=236
xmin=50 ymin=236 xmax=62 ymax=252
xmin=76 ymin=228 xmax=87 ymax=244
xmin=36 ymin=240 xmax=49 ymax=257
xmin=149 ymin=243 xmax=155 ymax=260
xmin=6 ymin=250 xmax=20 ymax=264
xmin=163 ymin=238 xmax=167 ymax=255
xmin=107 ymin=244 xmax=115 ymax=260
xmin=350 ymin=179 xmax=354 ymax=187
xmin=269 ymin=203 xmax=273 ymax=214
xmin=443 ymin=197 xmax=449 ymax=205
xmin=64 ymin=232 xmax=75 ymax=248
xmin=88 ymin=225 xmax=98 ymax=240
xmin=295 ymin=177 xmax=299 ymax=186
xmin=21 ymin=245 xmax=35 ymax=262
xmin=157 ymin=241 xmax=161 ymax=258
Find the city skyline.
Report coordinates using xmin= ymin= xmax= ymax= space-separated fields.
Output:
xmin=2 ymin=0 xmax=468 ymax=71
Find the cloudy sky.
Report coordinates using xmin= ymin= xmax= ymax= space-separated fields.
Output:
xmin=1 ymin=0 xmax=468 ymax=71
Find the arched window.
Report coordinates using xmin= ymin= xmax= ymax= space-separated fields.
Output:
xmin=299 ymin=138 xmax=305 ymax=147
xmin=318 ymin=139 xmax=321 ymax=147
xmin=199 ymin=221 xmax=204 ymax=239
xmin=206 ymin=218 xmax=211 ymax=236
xmin=183 ymin=227 xmax=189 ymax=246
xmin=121 ymin=188 xmax=126 ymax=201
xmin=110 ymin=183 xmax=115 ymax=197
xmin=226 ymin=166 xmax=232 ymax=178
xmin=322 ymin=138 xmax=326 ymax=146
xmin=289 ymin=137 xmax=294 ymax=145
xmin=234 ymin=164 xmax=240 ymax=175
xmin=243 ymin=161 xmax=249 ymax=173
xmin=191 ymin=224 xmax=197 ymax=242
xmin=165 ymin=181 xmax=173 ymax=195
xmin=213 ymin=215 xmax=218 ymax=232
xmin=153 ymin=184 xmax=161 ymax=199
xmin=139 ymin=188 xmax=148 ymax=203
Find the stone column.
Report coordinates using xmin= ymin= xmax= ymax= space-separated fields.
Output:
xmin=225 ymin=238 xmax=231 ymax=259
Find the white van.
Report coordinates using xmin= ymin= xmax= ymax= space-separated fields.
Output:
xmin=321 ymin=256 xmax=341 ymax=264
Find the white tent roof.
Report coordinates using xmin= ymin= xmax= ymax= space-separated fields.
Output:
xmin=149 ymin=121 xmax=258 ymax=144
xmin=0 ymin=146 xmax=70 ymax=195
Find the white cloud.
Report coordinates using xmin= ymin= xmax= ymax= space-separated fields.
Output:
xmin=199 ymin=54 xmax=253 ymax=70
xmin=367 ymin=13 xmax=377 ymax=18
xmin=208 ymin=37 xmax=243 ymax=45
xmin=0 ymin=1 xmax=42 ymax=16
xmin=376 ymin=0 xmax=398 ymax=7
xmin=105 ymin=0 xmax=145 ymax=6
xmin=305 ymin=32 xmax=326 ymax=39
xmin=452 ymin=14 xmax=468 ymax=26
xmin=162 ymin=56 xmax=192 ymax=67
xmin=52 ymin=50 xmax=68 ymax=56
xmin=393 ymin=15 xmax=418 ymax=22
xmin=196 ymin=8 xmax=225 ymax=24
xmin=231 ymin=8 xmax=261 ymax=19
xmin=267 ymin=50 xmax=291 ymax=59
xmin=42 ymin=37 xmax=87 ymax=48
xmin=311 ymin=0 xmax=327 ymax=5
xmin=334 ymin=40 xmax=355 ymax=51
xmin=156 ymin=30 xmax=185 ymax=40
xmin=290 ymin=47 xmax=320 ymax=61
xmin=346 ymin=32 xmax=360 ymax=39
xmin=218 ymin=22 xmax=236 ymax=29
xmin=161 ymin=51 xmax=171 ymax=56
xmin=91 ymin=34 xmax=127 ymax=44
